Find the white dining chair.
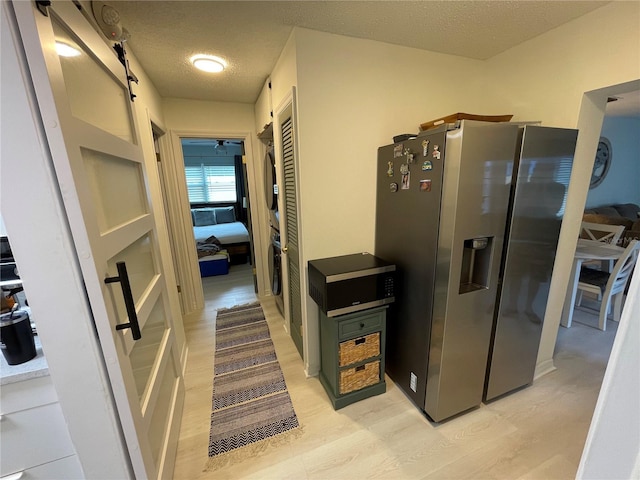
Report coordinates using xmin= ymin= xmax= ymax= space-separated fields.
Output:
xmin=580 ymin=221 xmax=626 ymax=270
xmin=575 ymin=239 xmax=639 ymax=331
xmin=580 ymin=221 xmax=625 ymax=244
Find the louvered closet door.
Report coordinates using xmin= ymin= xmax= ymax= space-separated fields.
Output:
xmin=281 ymin=116 xmax=304 ymax=358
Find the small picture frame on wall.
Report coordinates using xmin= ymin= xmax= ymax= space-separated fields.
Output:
xmin=590 ymin=137 xmax=612 ymax=188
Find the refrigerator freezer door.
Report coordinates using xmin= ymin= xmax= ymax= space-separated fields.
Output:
xmin=375 ymin=128 xmax=448 ymax=409
xmin=426 ymin=121 xmax=519 ymax=422
xmin=485 ymin=126 xmax=577 ymax=402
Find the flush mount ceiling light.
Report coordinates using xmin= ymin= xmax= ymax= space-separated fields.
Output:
xmin=55 ymin=41 xmax=81 ymax=57
xmin=191 ymin=55 xmax=226 ymax=73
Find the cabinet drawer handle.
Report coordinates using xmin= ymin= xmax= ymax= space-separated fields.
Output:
xmin=355 ymin=338 xmax=365 ymax=345
xmin=359 ymin=322 xmax=365 ymax=329
xmin=355 ymin=365 xmax=365 ymax=372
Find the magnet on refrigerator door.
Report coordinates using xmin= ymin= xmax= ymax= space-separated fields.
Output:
xmin=422 ymin=140 xmax=430 ymax=157
xmin=401 ymin=172 xmax=410 ymax=190
xmin=404 ymin=148 xmax=414 ymax=164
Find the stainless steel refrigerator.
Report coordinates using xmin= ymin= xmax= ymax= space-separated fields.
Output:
xmin=374 ymin=121 xmax=576 ymax=422
xmin=484 ymin=125 xmax=577 ymax=402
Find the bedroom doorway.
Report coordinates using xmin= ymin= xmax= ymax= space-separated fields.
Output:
xmin=180 ymin=138 xmax=257 ymax=305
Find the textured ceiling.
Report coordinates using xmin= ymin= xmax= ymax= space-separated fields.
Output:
xmin=111 ymin=1 xmax=610 ymax=104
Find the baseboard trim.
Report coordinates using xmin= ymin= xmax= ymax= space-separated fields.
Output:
xmin=534 ymin=358 xmax=556 ymax=380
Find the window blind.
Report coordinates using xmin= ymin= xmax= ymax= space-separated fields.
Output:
xmin=554 ymin=157 xmax=573 ymax=218
xmin=185 ymin=164 xmax=237 ymax=203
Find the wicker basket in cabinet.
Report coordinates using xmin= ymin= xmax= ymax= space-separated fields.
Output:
xmin=318 ymin=306 xmax=387 ymax=409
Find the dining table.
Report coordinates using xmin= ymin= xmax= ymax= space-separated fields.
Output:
xmin=561 ymin=238 xmax=626 ymax=328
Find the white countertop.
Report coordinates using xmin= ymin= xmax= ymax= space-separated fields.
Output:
xmin=0 ymin=333 xmax=49 ymax=386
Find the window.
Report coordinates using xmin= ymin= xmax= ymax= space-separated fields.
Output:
xmin=185 ymin=164 xmax=237 ymax=203
xmin=524 ymin=158 xmax=573 ymax=218
xmin=553 ymin=157 xmax=574 ymax=218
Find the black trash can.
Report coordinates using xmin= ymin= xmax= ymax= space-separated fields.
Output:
xmin=0 ymin=309 xmax=36 ymax=365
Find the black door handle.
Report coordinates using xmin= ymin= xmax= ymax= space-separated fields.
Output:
xmin=105 ymin=262 xmax=142 ymax=340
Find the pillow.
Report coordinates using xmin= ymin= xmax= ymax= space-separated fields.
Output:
xmin=192 ymin=208 xmax=217 ymax=226
xmin=592 ymin=206 xmax=622 ymax=218
xmin=613 ymin=203 xmax=640 ymax=220
xmin=214 ymin=206 xmax=236 ymax=224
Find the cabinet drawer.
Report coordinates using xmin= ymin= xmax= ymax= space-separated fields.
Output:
xmin=338 ymin=332 xmax=380 ymax=367
xmin=0 ymin=376 xmax=57 ymax=415
xmin=0 ymin=403 xmax=75 ymax=476
xmin=339 ymin=360 xmax=380 ymax=395
xmin=10 ymin=455 xmax=84 ymax=480
xmin=338 ymin=311 xmax=383 ymax=340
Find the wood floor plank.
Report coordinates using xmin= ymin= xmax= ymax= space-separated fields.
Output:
xmin=172 ymin=263 xmax=617 ymax=479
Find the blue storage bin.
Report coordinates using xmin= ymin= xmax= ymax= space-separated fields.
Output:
xmin=199 ymin=250 xmax=229 ymax=277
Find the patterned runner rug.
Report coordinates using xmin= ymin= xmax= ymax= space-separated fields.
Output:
xmin=208 ymin=302 xmax=300 ymax=460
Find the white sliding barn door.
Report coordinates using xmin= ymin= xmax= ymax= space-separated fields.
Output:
xmin=12 ymin=1 xmax=184 ymax=478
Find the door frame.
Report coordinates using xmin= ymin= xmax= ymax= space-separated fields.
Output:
xmin=535 ymin=78 xmax=640 ymax=379
xmin=156 ymin=128 xmax=266 ymax=314
xmin=139 ymin=111 xmax=189 ymax=371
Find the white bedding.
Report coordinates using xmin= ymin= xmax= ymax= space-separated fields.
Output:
xmin=193 ymin=222 xmax=249 ymax=244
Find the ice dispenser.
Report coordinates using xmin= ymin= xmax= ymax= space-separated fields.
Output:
xmin=459 ymin=237 xmax=493 ymax=294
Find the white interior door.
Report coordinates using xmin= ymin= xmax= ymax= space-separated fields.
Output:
xmin=13 ymin=2 xmax=183 ymax=478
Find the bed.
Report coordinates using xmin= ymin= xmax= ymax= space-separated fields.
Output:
xmin=191 ymin=206 xmax=250 ymax=265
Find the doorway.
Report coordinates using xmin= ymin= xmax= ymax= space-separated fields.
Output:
xmin=544 ymin=80 xmax=640 ymax=475
xmin=155 ymin=129 xmax=265 ymax=316
xmin=180 ymin=137 xmax=256 ymax=302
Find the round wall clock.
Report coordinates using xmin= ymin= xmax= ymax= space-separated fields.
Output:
xmin=590 ymin=136 xmax=612 ymax=189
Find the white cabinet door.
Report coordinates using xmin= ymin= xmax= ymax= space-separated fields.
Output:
xmin=12 ymin=2 xmax=183 ymax=478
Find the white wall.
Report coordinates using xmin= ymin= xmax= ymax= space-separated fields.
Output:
xmin=484 ymin=1 xmax=640 ymax=377
xmin=255 ymin=78 xmax=273 ymax=134
xmin=586 ymin=116 xmax=640 ymax=208
xmin=277 ymin=2 xmax=640 ymax=377
xmin=485 ymin=2 xmax=640 ymax=128
xmin=182 ymin=144 xmax=241 ymax=167
xmin=289 ymin=28 xmax=497 ymax=374
xmin=294 ymin=28 xmax=495 ymax=261
xmin=128 ymin=52 xmax=164 ymax=124
xmin=577 ymin=262 xmax=640 ymax=480
xmin=270 ymin=32 xmax=298 ymax=114
xmin=126 ymin=54 xmax=188 ymax=363
xmin=161 ymin=98 xmax=270 ymax=297
xmin=163 ymin=98 xmax=256 ymax=131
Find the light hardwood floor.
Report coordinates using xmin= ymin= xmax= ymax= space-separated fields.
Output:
xmin=173 ymin=264 xmax=618 ymax=479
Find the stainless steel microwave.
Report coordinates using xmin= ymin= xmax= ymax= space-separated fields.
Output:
xmin=308 ymin=252 xmax=395 ymax=317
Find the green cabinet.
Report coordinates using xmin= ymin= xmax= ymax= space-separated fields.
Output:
xmin=318 ymin=306 xmax=387 ymax=409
